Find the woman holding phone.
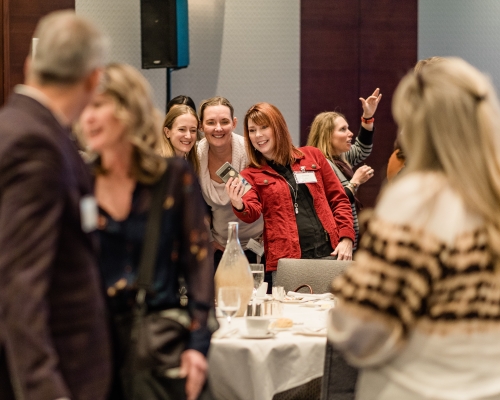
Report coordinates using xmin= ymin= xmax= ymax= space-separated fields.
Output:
xmin=226 ymin=102 xmax=355 ymax=276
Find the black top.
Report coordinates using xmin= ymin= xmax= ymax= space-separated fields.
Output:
xmin=268 ymin=161 xmax=333 ymax=258
xmin=96 ymin=157 xmax=215 ymax=355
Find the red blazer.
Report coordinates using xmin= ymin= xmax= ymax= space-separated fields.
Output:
xmin=234 ymin=146 xmax=355 ymax=271
xmin=0 ymin=93 xmax=111 ymax=400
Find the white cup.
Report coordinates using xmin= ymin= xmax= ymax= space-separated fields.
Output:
xmin=272 ymin=286 xmax=285 ymax=301
xmin=246 ymin=317 xmax=270 ymax=336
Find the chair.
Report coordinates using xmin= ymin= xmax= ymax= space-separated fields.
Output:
xmin=274 ymin=258 xmax=358 ymax=400
xmin=320 ymin=342 xmax=358 ymax=400
xmin=274 ymin=258 xmax=353 ymax=294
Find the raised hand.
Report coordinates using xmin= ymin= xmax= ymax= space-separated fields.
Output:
xmin=359 ymin=88 xmax=382 ymax=118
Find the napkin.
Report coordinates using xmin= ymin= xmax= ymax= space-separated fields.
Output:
xmin=256 ymin=282 xmax=268 ymax=297
xmin=286 ymin=291 xmax=334 ymax=300
xmin=292 ymin=327 xmax=327 ymax=337
xmin=212 ymin=327 xmax=239 ymax=339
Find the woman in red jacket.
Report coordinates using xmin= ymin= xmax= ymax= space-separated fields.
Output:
xmin=226 ymin=102 xmax=355 ymax=274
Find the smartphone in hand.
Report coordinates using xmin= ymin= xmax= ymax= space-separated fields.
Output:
xmin=216 ymin=162 xmax=252 ymax=195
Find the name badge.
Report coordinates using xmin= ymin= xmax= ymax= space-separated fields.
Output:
xmin=293 ymin=171 xmax=317 ymax=184
xmin=246 ymin=238 xmax=264 ymax=257
xmin=80 ymin=195 xmax=98 ymax=232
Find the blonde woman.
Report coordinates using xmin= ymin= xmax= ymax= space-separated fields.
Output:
xmin=79 ymin=63 xmax=214 ymax=400
xmin=161 ymin=105 xmax=200 ymax=174
xmin=328 ymin=58 xmax=500 ymax=399
xmin=307 ymin=88 xmax=381 ymax=248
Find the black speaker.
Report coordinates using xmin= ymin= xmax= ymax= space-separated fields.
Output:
xmin=140 ymin=0 xmax=189 ymax=69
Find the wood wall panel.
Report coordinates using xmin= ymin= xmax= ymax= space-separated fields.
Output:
xmin=1 ymin=0 xmax=74 ymax=105
xmin=301 ymin=0 xmax=417 ymax=208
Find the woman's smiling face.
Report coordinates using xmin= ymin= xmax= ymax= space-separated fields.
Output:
xmin=79 ymin=93 xmax=128 ymax=153
xmin=247 ymin=118 xmax=276 ymax=160
xmin=200 ymin=105 xmax=237 ymax=150
xmin=164 ymin=113 xmax=198 ymax=157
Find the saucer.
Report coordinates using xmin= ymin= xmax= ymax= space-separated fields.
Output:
xmin=240 ymin=331 xmax=275 ymax=339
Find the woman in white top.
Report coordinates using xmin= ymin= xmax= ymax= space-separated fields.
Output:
xmin=196 ymin=97 xmax=264 ymax=271
xmin=328 ymin=58 xmax=500 ymax=400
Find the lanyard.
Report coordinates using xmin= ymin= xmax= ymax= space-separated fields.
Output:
xmin=285 ymin=180 xmax=299 ymax=214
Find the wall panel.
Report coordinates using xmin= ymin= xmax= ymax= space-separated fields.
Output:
xmin=1 ymin=0 xmax=74 ymax=105
xmin=301 ymin=0 xmax=417 ymax=207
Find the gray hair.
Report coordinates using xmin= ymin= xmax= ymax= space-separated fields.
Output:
xmin=30 ymin=10 xmax=108 ymax=85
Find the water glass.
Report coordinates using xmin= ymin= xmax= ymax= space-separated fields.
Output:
xmin=272 ymin=286 xmax=285 ymax=301
xmin=249 ymin=263 xmax=265 ymax=296
xmin=263 ymin=300 xmax=283 ymax=317
xmin=218 ymin=287 xmax=241 ymax=326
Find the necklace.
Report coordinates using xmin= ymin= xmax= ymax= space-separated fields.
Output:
xmin=285 ymin=180 xmax=299 ymax=214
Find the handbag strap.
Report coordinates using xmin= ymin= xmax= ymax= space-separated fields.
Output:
xmin=135 ymin=163 xmax=170 ymax=305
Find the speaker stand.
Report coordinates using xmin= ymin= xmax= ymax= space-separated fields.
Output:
xmin=165 ymin=67 xmax=173 ymax=113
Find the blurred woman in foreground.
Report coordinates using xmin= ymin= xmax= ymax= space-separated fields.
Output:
xmin=79 ymin=63 xmax=214 ymax=400
xmin=227 ymin=102 xmax=354 ymax=276
xmin=328 ymin=58 xmax=500 ymax=399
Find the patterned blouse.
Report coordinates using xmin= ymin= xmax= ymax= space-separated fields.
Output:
xmin=96 ymin=157 xmax=215 ymax=355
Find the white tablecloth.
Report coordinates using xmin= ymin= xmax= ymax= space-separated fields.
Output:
xmin=208 ymin=303 xmax=328 ymax=400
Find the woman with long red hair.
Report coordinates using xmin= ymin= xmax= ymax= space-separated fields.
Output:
xmin=226 ymin=102 xmax=354 ymax=281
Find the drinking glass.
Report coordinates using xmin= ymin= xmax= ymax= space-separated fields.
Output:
xmin=249 ymin=263 xmax=265 ymax=297
xmin=218 ymin=287 xmax=241 ymax=326
xmin=272 ymin=286 xmax=285 ymax=301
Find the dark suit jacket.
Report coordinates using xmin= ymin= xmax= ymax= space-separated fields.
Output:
xmin=0 ymin=93 xmax=112 ymax=400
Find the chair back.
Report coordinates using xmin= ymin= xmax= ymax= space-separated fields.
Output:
xmin=275 ymin=258 xmax=353 ymax=294
xmin=321 ymin=342 xmax=358 ymax=400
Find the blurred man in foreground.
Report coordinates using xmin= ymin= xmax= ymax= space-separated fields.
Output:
xmin=0 ymin=10 xmax=112 ymax=400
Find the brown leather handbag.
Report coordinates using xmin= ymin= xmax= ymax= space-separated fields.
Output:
xmin=116 ymin=164 xmax=212 ymax=400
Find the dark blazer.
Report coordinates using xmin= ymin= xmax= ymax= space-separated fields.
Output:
xmin=0 ymin=93 xmax=112 ymax=400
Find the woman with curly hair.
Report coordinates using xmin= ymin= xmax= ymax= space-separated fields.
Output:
xmin=79 ymin=63 xmax=214 ymax=400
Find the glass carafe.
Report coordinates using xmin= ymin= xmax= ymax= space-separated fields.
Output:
xmin=214 ymin=222 xmax=253 ymax=317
